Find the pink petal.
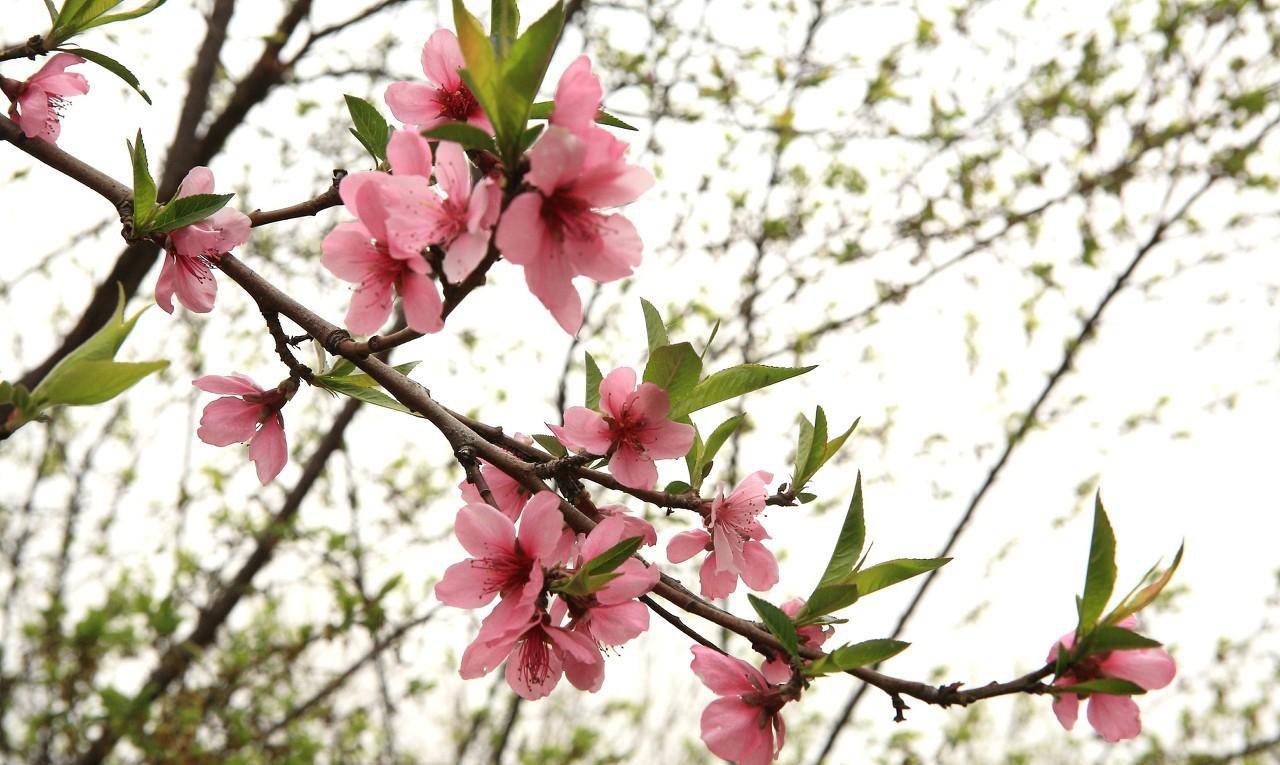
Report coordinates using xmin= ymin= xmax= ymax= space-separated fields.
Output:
xmin=30 ymin=53 xmax=88 ymax=92
xmin=699 ymin=552 xmax=738 ymax=599
xmin=551 ymin=56 xmax=602 ymax=135
xmin=248 ymin=414 xmax=288 ymax=484
xmin=560 ymin=641 xmax=606 ymax=692
xmin=454 ymin=502 xmax=517 ymax=558
xmin=421 ymin=29 xmax=464 ymax=88
xmin=526 ymin=127 xmax=588 ymax=195
xmin=640 ymin=420 xmax=695 ymax=460
xmin=608 ymin=443 xmax=657 ymax=490
xmin=493 ymin=192 xmax=551 ymax=267
xmin=344 ymin=272 xmax=396 ymax=336
xmin=517 ymin=491 xmax=568 ymax=562
xmin=196 ymin=397 xmax=263 ymax=446
xmin=506 ymin=629 xmax=565 ymax=700
xmin=1101 ymin=647 xmax=1177 ymax=690
xmin=442 ymin=231 xmax=489 ymax=283
xmin=171 ymin=253 xmax=217 ymax=314
xmin=701 ymin=697 xmax=772 ymax=765
xmin=434 ymin=560 xmax=500 ymax=608
xmin=666 ymin=529 xmax=711 ymax=563
xmin=595 ymin=559 xmax=659 ymax=605
xmin=583 ymin=601 xmax=650 ymax=646
xmin=524 ymin=251 xmax=582 ymax=334
xmin=399 ymin=270 xmax=444 ymax=334
xmin=739 ymin=540 xmax=780 ymax=592
xmin=599 ymin=367 xmax=637 ymax=419
xmin=1086 ymin=694 xmax=1142 ymax=742
xmin=175 ymin=167 xmax=215 ymax=198
xmin=154 ymin=254 xmax=178 ymax=313
xmin=565 ymin=211 xmax=642 ymax=283
xmin=760 ymin=657 xmax=792 ymax=686
xmin=321 ymin=222 xmax=382 ymax=281
xmin=16 ymin=88 xmax=53 ymax=141
xmin=339 ymin=172 xmax=391 ymax=242
xmin=690 ymin=645 xmax=763 ymax=695
xmin=387 ymin=129 xmax=434 ymax=178
xmin=192 ymin=374 xmax=262 ymax=396
xmin=204 ymin=207 xmax=252 ymax=252
xmin=1052 ymin=691 xmax=1080 ymax=731
xmin=459 ymin=598 xmax=535 ymax=679
xmin=433 ymin=140 xmax=470 ymax=201
xmin=581 ymin=515 xmax=628 ymax=561
xmin=385 ymin=81 xmax=445 ymax=127
xmin=550 ymin=407 xmax=613 ymax=454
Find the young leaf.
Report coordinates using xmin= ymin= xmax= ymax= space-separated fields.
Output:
xmin=314 ymin=375 xmax=421 ymax=416
xmin=670 ymin=363 xmax=815 ymax=419
xmin=500 ymin=1 xmax=563 ymax=112
xmin=849 ymin=557 xmax=950 ymax=598
xmin=344 ymin=94 xmax=391 ymax=162
xmin=581 ymin=536 xmax=644 ymax=578
xmin=804 ymin=639 xmax=909 ymax=676
xmin=420 ymin=122 xmax=497 ymax=153
xmin=1052 ymin=678 xmax=1146 ymax=696
xmin=36 ymin=359 xmax=168 ymax=406
xmin=452 ymin=0 xmax=506 ymax=144
xmin=314 ymin=362 xmax=420 ymax=390
xmin=1080 ymin=626 xmax=1162 ymax=656
xmin=146 ymin=193 xmax=234 ymax=234
xmin=528 ymin=101 xmax=639 ymax=130
xmin=748 ymin=594 xmax=800 ymax=661
xmin=532 ymin=433 xmax=568 ymax=457
xmin=1077 ymin=494 xmax=1118 ymax=634
xmin=74 ymin=0 xmax=167 ymax=32
xmin=519 ymin=123 xmax=545 ymax=151
xmin=1105 ymin=543 xmax=1184 ymax=626
xmin=818 ymin=416 xmax=860 ymax=472
xmin=683 ymin=424 xmax=704 ymax=486
xmin=66 ymin=47 xmax=151 ymax=103
xmin=643 ymin=342 xmax=702 ymax=402
xmin=813 ymin=473 xmax=866 ymax=590
xmin=793 ymin=412 xmax=815 ymax=487
xmin=584 ymin=352 xmax=603 ymax=410
xmin=701 ymin=414 xmax=746 ymax=471
xmin=797 ymin=406 xmax=829 ymax=484
xmin=490 ymin=0 xmax=520 ymax=57
xmin=640 ymin=298 xmax=670 ymax=351
xmin=126 ymin=130 xmax=156 ymax=223
xmin=793 ymin=583 xmax=860 ymax=625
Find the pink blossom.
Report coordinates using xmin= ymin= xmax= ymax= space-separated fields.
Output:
xmin=667 ymin=471 xmax=778 ymax=599
xmin=760 ymin=597 xmax=834 ymax=684
xmin=494 ymin=57 xmax=653 ymax=334
xmin=459 ymin=597 xmax=603 ymax=700
xmin=155 ymin=168 xmax=251 ymax=314
xmin=556 ymin=516 xmax=659 ymax=649
xmin=549 ymin=367 xmax=694 ymax=490
xmin=691 ymin=645 xmax=790 ymax=765
xmin=458 ymin=461 xmax=531 ymax=521
xmin=596 ymin=503 xmax=658 ymax=547
xmin=321 ymin=131 xmax=447 ymax=334
xmin=3 ymin=53 xmax=89 ymax=143
xmin=434 ymin=491 xmax=572 ymax=609
xmin=1047 ymin=616 xmax=1177 ymax=742
xmin=192 ymin=374 xmax=290 ymax=485
xmin=384 ymin=29 xmax=492 ymax=133
xmin=385 ymin=139 xmax=501 ymax=284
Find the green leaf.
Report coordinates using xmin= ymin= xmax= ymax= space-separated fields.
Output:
xmin=1081 ymin=626 xmax=1162 ymax=656
xmin=65 ymin=0 xmax=166 ymax=34
xmin=314 ymin=375 xmax=420 ymax=416
xmin=664 ymin=480 xmax=692 ymax=494
xmin=814 ymin=473 xmax=866 ymax=589
xmin=452 ymin=1 xmax=506 ymax=146
xmin=793 ymin=413 xmax=815 ymax=487
xmin=794 ymin=583 xmax=860 ymax=626
xmin=32 ymin=284 xmax=167 ymax=408
xmin=1077 ymin=494 xmax=1117 ymax=634
xmin=584 ymin=352 xmax=603 ymax=410
xmin=533 ymin=433 xmax=568 ymax=457
xmin=500 ymin=1 xmax=563 ymax=112
xmin=126 ymin=130 xmax=156 ymax=224
xmin=683 ymin=425 xmax=704 ymax=485
xmin=327 ymin=357 xmax=357 ymax=377
xmin=849 ymin=557 xmax=950 ymax=598
xmin=528 ymin=101 xmax=638 ymax=130
xmin=581 ymin=536 xmax=644 ymax=579
xmin=421 ymin=122 xmax=497 ymax=153
xmin=1052 ymin=678 xmax=1146 ymax=696
xmin=640 ymin=298 xmax=670 ymax=351
xmin=53 ymin=0 xmax=107 ymax=37
xmin=145 ymin=193 xmax=234 ymax=234
xmin=671 ymin=363 xmax=815 ymax=419
xmin=489 ymin=0 xmax=520 ymax=57
xmin=701 ymin=413 xmax=746 ymax=472
xmin=519 ymin=123 xmax=545 ymax=151
xmin=345 ymin=94 xmax=391 ymax=162
xmin=643 ymin=342 xmax=702 ymax=402
xmin=805 ymin=639 xmax=910 ymax=676
xmin=797 ymin=406 xmax=829 ymax=484
xmin=315 ymin=362 xmax=419 ymax=389
xmin=818 ymin=417 xmax=860 ymax=472
xmin=749 ymin=594 xmax=800 ymax=661
xmin=36 ymin=359 xmax=168 ymax=406
xmin=1105 ymin=543 xmax=1183 ymax=626
xmin=66 ymin=47 xmax=151 ymax=103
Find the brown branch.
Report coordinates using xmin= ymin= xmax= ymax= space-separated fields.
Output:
xmin=0 ymin=35 xmax=46 ymax=63
xmin=247 ymin=174 xmax=343 ymax=227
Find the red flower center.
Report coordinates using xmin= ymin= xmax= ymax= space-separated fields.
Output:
xmin=439 ymin=84 xmax=480 ymax=123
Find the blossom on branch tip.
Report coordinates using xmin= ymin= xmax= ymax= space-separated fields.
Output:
xmin=494 ymin=57 xmax=653 ymax=334
xmin=434 ymin=491 xmax=572 ymax=609
xmin=549 ymin=366 xmax=695 ymax=490
xmin=459 ymin=596 xmax=602 ymax=700
xmin=555 ymin=516 xmax=659 ymax=650
xmin=691 ymin=645 xmax=791 ymax=765
xmin=155 ymin=167 xmax=251 ymax=314
xmin=321 ymin=137 xmax=446 ymax=334
xmin=667 ymin=471 xmax=779 ymax=598
xmin=1047 ymin=616 xmax=1176 ymax=742
xmin=760 ymin=597 xmax=833 ymax=684
xmin=192 ymin=374 xmax=291 ymax=485
xmin=3 ymin=53 xmax=88 ymax=144
xmin=384 ymin=29 xmax=492 ymax=133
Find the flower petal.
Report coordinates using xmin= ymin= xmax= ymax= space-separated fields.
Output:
xmin=1086 ymin=694 xmax=1142 ymax=742
xmin=193 ymin=374 xmax=262 ymax=396
xmin=666 ymin=529 xmax=711 ymax=563
xmin=1101 ymin=647 xmax=1177 ymax=691
xmin=197 ymin=397 xmax=262 ymax=447
xmin=248 ymin=414 xmax=288 ymax=484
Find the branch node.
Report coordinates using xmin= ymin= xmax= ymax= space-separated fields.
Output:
xmin=322 ymin=328 xmax=352 ymax=355
xmin=891 ymin=693 xmax=909 ymax=723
